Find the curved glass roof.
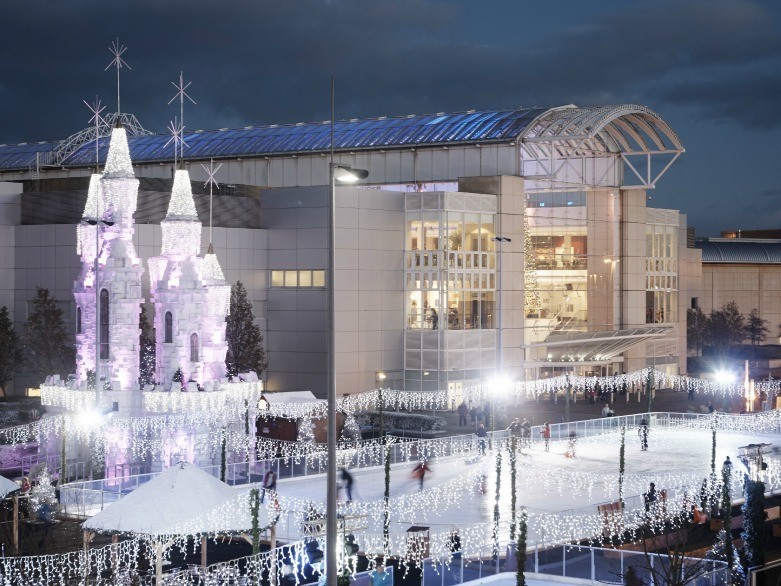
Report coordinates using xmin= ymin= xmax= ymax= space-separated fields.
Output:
xmin=696 ymin=240 xmax=781 ymax=264
xmin=0 ymin=104 xmax=683 ymax=171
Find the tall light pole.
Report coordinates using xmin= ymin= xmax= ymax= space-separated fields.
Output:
xmin=327 ymin=76 xmax=368 ymax=586
xmin=490 ymin=236 xmax=511 ymax=447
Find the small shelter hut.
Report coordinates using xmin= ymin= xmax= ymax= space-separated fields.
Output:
xmin=82 ymin=462 xmax=270 ymax=581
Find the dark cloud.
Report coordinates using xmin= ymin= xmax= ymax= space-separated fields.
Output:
xmin=0 ymin=0 xmax=780 ymax=237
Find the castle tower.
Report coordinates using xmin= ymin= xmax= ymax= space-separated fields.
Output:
xmin=150 ymin=170 xmax=229 ymax=386
xmin=73 ymin=124 xmax=145 ymax=390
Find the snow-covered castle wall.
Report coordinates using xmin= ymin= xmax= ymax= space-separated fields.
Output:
xmin=73 ymin=126 xmax=144 ymax=390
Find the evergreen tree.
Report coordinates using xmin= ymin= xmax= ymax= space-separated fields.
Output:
xmin=686 ymin=306 xmax=708 ymax=356
xmin=339 ymin=414 xmax=361 ymax=443
xmin=138 ymin=305 xmax=156 ymax=386
xmin=0 ymin=306 xmax=22 ymax=397
xmin=225 ymin=282 xmax=267 ymax=377
xmin=741 ymin=479 xmax=767 ymax=568
xmin=22 ymin=287 xmax=74 ymax=381
xmin=516 ymin=509 xmax=527 ymax=586
xmin=172 ymin=367 xmax=184 ymax=390
xmin=707 ymin=302 xmax=745 ymax=358
xmin=745 ymin=308 xmax=768 ymax=348
xmin=298 ymin=416 xmax=315 ymax=444
xmin=29 ymin=467 xmax=59 ymax=518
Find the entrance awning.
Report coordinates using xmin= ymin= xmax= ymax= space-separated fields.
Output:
xmin=526 ymin=326 xmax=673 ymax=364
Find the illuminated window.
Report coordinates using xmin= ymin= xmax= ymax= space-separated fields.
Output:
xmin=270 ymin=270 xmax=326 ymax=288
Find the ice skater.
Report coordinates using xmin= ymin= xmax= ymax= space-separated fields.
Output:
xmin=565 ymin=431 xmax=577 ymax=458
xmin=411 ymin=459 xmax=431 ymax=490
xmin=340 ymin=467 xmax=354 ymax=502
xmin=540 ymin=421 xmax=551 ymax=452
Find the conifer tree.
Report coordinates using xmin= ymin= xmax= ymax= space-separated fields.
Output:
xmin=0 ymin=306 xmax=22 ymax=397
xmin=22 ymin=287 xmax=74 ymax=381
xmin=339 ymin=414 xmax=361 ymax=443
xmin=741 ymin=479 xmax=767 ymax=568
xmin=225 ymin=282 xmax=267 ymax=377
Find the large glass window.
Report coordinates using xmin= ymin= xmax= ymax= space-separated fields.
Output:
xmin=405 ymin=210 xmax=496 ymax=330
xmin=645 ymin=225 xmax=678 ymax=324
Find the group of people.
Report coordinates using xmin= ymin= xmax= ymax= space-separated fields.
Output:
xmin=457 ymin=401 xmax=493 ymax=429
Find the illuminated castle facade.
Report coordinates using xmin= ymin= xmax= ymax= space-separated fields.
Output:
xmin=73 ymin=125 xmax=229 ymax=400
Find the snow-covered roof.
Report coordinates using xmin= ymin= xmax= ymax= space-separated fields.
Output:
xmin=262 ymin=390 xmax=321 ymax=405
xmin=82 ymin=462 xmax=260 ymax=536
xmin=0 ymin=475 xmax=20 ymax=499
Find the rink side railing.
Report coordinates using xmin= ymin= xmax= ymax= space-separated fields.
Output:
xmin=530 ymin=410 xmax=781 ymax=441
xmin=59 ymin=431 xmax=509 ymax=518
xmin=421 ymin=542 xmax=729 ymax=586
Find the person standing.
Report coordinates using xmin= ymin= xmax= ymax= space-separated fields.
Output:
xmin=540 ymin=422 xmax=551 ymax=452
xmin=475 ymin=424 xmax=487 ymax=455
xmin=638 ymin=418 xmax=649 ymax=451
xmin=260 ymin=468 xmax=277 ymax=503
xmin=372 ymin=561 xmax=392 ymax=586
xmin=643 ymin=482 xmax=658 ymax=512
xmin=457 ymin=401 xmax=468 ymax=427
xmin=430 ymin=308 xmax=438 ymax=330
xmin=624 ymin=566 xmax=642 ymax=586
xmin=340 ymin=468 xmax=355 ymax=502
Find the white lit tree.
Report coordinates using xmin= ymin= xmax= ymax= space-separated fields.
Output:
xmin=298 ymin=416 xmax=315 ymax=444
xmin=339 ymin=414 xmax=361 ymax=443
xmin=29 ymin=467 xmax=58 ymax=518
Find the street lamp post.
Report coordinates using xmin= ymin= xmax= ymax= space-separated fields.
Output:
xmin=490 ymin=236 xmax=511 ymax=446
xmin=327 ymin=76 xmax=368 ymax=586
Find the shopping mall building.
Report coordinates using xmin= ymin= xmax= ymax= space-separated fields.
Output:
xmin=0 ymin=104 xmax=700 ymax=396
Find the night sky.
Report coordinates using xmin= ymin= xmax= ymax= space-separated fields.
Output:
xmin=1 ymin=0 xmax=779 ymax=237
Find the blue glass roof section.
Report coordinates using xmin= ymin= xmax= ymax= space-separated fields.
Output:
xmin=0 ymin=142 xmax=58 ymax=170
xmin=0 ymin=108 xmax=549 ymax=170
xmin=696 ymin=240 xmax=781 ymax=264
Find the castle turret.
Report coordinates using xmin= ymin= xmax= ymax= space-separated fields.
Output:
xmin=73 ymin=125 xmax=144 ymax=391
xmin=150 ymin=170 xmax=229 ymax=386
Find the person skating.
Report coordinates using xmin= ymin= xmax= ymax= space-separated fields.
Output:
xmin=540 ymin=422 xmax=551 ymax=452
xmin=520 ymin=418 xmax=531 ymax=439
xmin=565 ymin=431 xmax=577 ymax=458
xmin=340 ymin=467 xmax=354 ymax=502
xmin=411 ymin=459 xmax=431 ymax=490
xmin=638 ymin=418 xmax=649 ymax=451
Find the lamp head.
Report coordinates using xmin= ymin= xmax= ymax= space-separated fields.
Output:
xmin=333 ymin=165 xmax=369 ymax=183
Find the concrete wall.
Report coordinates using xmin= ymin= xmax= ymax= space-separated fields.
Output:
xmin=261 ymin=185 xmax=405 ymax=397
xmin=701 ymin=264 xmax=781 ymax=344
